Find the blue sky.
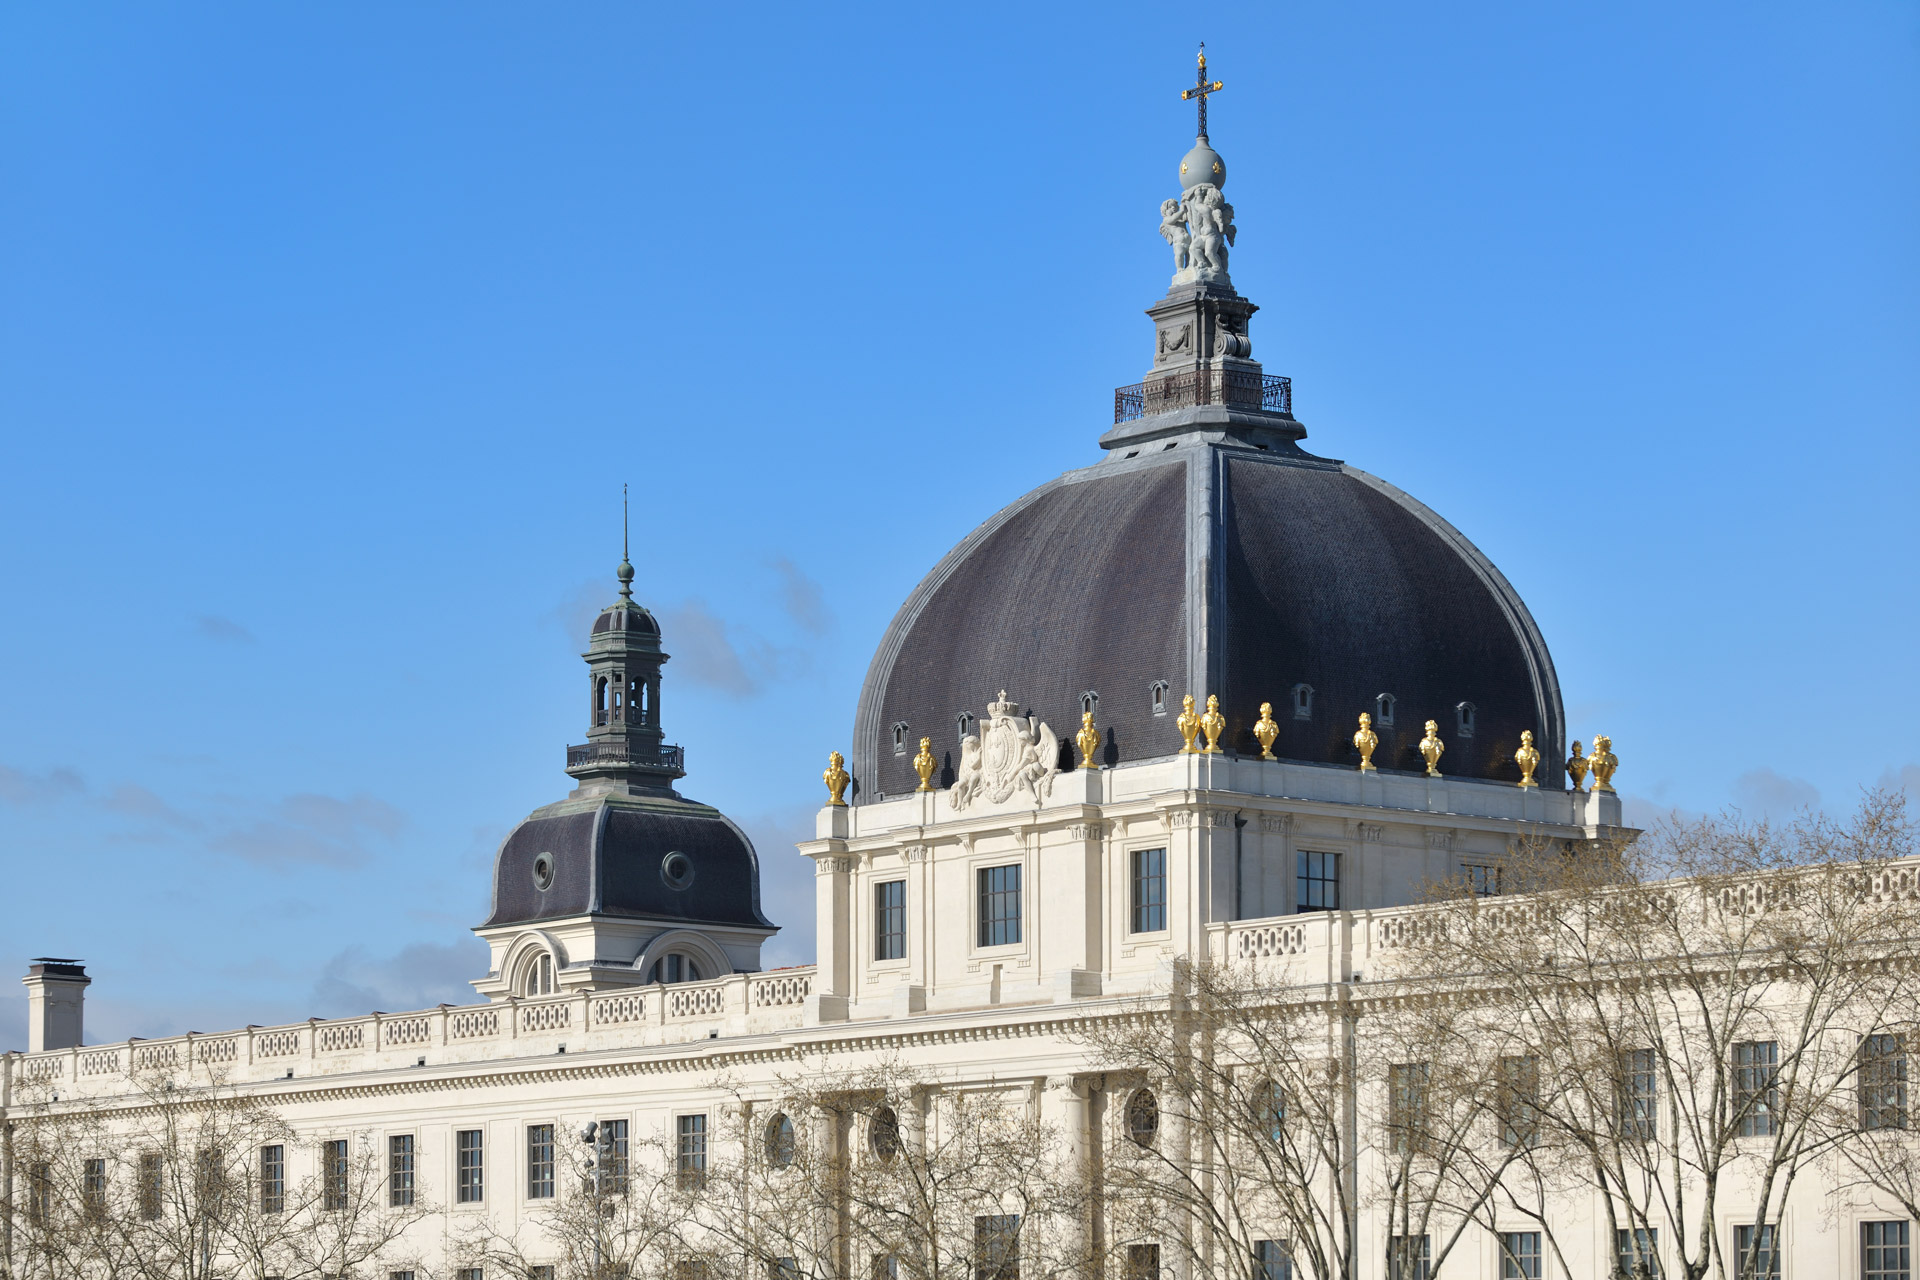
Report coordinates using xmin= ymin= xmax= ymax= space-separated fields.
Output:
xmin=2 ymin=3 xmax=1916 ymax=1049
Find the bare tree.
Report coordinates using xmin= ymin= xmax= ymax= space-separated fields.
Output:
xmin=1400 ymin=792 xmax=1920 ymax=1280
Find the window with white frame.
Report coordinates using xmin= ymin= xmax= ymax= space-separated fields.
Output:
xmin=389 ymin=1134 xmax=414 ymax=1207
xmin=875 ymin=879 xmax=906 ymax=961
xmin=527 ymin=1124 xmax=555 ymax=1200
xmin=1615 ymin=1227 xmax=1660 ymax=1278
xmin=1252 ymin=1240 xmax=1291 ymax=1280
xmin=1734 ymin=1040 xmax=1780 ymax=1137
xmin=676 ymin=1114 xmax=707 ymax=1190
xmin=1499 ymin=1232 xmax=1541 ymax=1279
xmin=1463 ymin=863 xmax=1500 ymax=897
xmin=1386 ymin=1234 xmax=1430 ymax=1280
xmin=1617 ymin=1048 xmax=1659 ymax=1140
xmin=1131 ymin=848 xmax=1167 ymax=934
xmin=1296 ymin=850 xmax=1338 ymax=912
xmin=1861 ymin=1033 xmax=1909 ymax=1131
xmin=322 ymin=1139 xmax=348 ymax=1210
xmin=1863 ymin=1221 xmax=1910 ymax=1280
xmin=1734 ymin=1223 xmax=1780 ymax=1280
xmin=455 ymin=1129 xmax=483 ymax=1204
xmin=523 ymin=951 xmax=555 ymax=997
xmin=648 ymin=952 xmax=704 ymax=984
xmin=977 ymin=864 xmax=1022 ymax=947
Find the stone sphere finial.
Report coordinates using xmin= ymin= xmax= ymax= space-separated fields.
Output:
xmin=1180 ymin=140 xmax=1226 ymax=192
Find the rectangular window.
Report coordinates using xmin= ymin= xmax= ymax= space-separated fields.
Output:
xmin=599 ymin=1118 xmax=630 ymax=1194
xmin=1861 ymin=1034 xmax=1910 ymax=1131
xmin=528 ymin=1124 xmax=555 ymax=1200
xmin=389 ymin=1134 xmax=415 ymax=1207
xmin=1735 ymin=1224 xmax=1780 ymax=1280
xmin=1295 ymin=850 xmax=1339 ymax=912
xmin=977 ymin=864 xmax=1022 ymax=948
xmin=1618 ymin=1048 xmax=1660 ymax=1140
xmin=529 ymin=1269 xmax=556 ymax=1280
xmin=260 ymin=1144 xmax=285 ymax=1214
xmin=390 ymin=1273 xmax=417 ymax=1280
xmin=872 ymin=1255 xmax=899 ymax=1280
xmin=1464 ymin=863 xmax=1501 ymax=897
xmin=1500 ymin=1231 xmax=1542 ymax=1279
xmin=1386 ymin=1234 xmax=1430 ymax=1280
xmin=1131 ymin=848 xmax=1167 ymax=934
xmin=975 ymin=1213 xmax=1021 ymax=1280
xmin=1125 ymin=1244 xmax=1160 ymax=1280
xmin=26 ymin=1161 xmax=51 ymax=1227
xmin=769 ymin=1259 xmax=800 ymax=1280
xmin=456 ymin=1129 xmax=484 ymax=1204
xmin=1615 ymin=1227 xmax=1661 ymax=1278
xmin=139 ymin=1152 xmax=163 ymax=1221
xmin=1252 ymin=1240 xmax=1292 ymax=1280
xmin=1734 ymin=1040 xmax=1781 ymax=1137
xmin=83 ymin=1157 xmax=107 ymax=1217
xmin=1864 ymin=1221 xmax=1911 ymax=1280
xmin=456 ymin=1271 xmax=484 ymax=1280
xmin=677 ymin=1114 xmax=708 ymax=1189
xmin=1388 ymin=1061 xmax=1430 ymax=1154
xmin=322 ymin=1139 xmax=349 ymax=1210
xmin=1500 ymin=1054 xmax=1540 ymax=1148
xmin=194 ymin=1146 xmax=226 ymax=1213
xmin=875 ymin=879 xmax=907 ymax=961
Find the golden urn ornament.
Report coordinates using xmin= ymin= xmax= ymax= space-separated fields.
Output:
xmin=912 ymin=736 xmax=936 ymax=792
xmin=1076 ymin=711 xmax=1101 ymax=770
xmin=1353 ymin=712 xmax=1379 ymax=772
xmin=1418 ymin=720 xmax=1445 ymax=777
xmin=1176 ymin=694 xmax=1201 ymax=754
xmin=1200 ymin=695 xmax=1226 ymax=754
xmin=1514 ymin=730 xmax=1541 ymax=789
xmin=1589 ymin=734 xmax=1619 ymax=793
xmin=1566 ymin=741 xmax=1589 ymax=792
xmin=1351 ymin=710 xmax=1382 ymax=771
xmin=823 ymin=751 xmax=850 ymax=806
xmin=1253 ymin=702 xmax=1279 ymax=760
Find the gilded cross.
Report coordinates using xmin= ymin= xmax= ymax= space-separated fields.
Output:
xmin=1180 ymin=44 xmax=1225 ymax=140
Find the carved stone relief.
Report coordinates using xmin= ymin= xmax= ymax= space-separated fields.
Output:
xmin=950 ymin=692 xmax=1059 ymax=811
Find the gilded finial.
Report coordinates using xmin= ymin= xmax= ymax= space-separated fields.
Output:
xmin=1566 ymin=741 xmax=1589 ymax=792
xmin=1418 ymin=720 xmax=1445 ymax=778
xmin=823 ymin=751 xmax=849 ymax=807
xmin=1589 ymin=734 xmax=1618 ymax=793
xmin=616 ymin=482 xmax=635 ymax=601
xmin=1176 ymin=694 xmax=1201 ymax=754
xmin=1253 ymin=702 xmax=1279 ymax=760
xmin=1353 ymin=712 xmax=1378 ymax=772
xmin=912 ymin=737 xmax=936 ymax=792
xmin=1515 ymin=730 xmax=1540 ymax=789
xmin=1076 ymin=711 xmax=1101 ymax=770
xmin=1199 ymin=695 xmax=1226 ymax=754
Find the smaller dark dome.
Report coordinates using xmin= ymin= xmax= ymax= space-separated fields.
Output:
xmin=484 ymin=795 xmax=774 ymax=932
xmin=593 ymin=603 xmax=659 ymax=635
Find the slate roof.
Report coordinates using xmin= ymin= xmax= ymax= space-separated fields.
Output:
xmin=850 ymin=441 xmax=1563 ymax=798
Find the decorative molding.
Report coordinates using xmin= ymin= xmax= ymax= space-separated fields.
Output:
xmin=819 ymin=857 xmax=854 ymax=875
xmin=1170 ymin=809 xmax=1233 ymax=830
xmin=1358 ymin=823 xmax=1385 ymax=843
xmin=1259 ymin=814 xmax=1292 ymax=835
xmin=1066 ymin=822 xmax=1106 ymax=841
xmin=902 ymin=845 xmax=931 ymax=863
xmin=1425 ymin=830 xmax=1456 ymax=852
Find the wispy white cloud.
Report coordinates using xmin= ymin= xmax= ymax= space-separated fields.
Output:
xmin=106 ymin=783 xmax=203 ymax=831
xmin=206 ymin=792 xmax=409 ymax=869
xmin=310 ymin=938 xmax=490 ymax=1018
xmin=0 ymin=763 xmax=85 ymax=805
xmin=770 ymin=556 xmax=831 ymax=636
xmin=194 ymin=614 xmax=255 ymax=644
xmin=1730 ymin=767 xmax=1821 ymax=821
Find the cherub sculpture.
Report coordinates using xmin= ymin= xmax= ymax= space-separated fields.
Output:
xmin=1158 ymin=199 xmax=1192 ymax=272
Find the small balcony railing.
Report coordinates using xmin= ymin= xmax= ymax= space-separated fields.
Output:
xmin=1114 ymin=369 xmax=1292 ymax=424
xmin=566 ymin=741 xmax=685 ymax=772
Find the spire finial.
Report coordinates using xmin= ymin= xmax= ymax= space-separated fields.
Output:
xmin=1180 ymin=42 xmax=1224 ymax=141
xmin=616 ymin=483 xmax=635 ymax=600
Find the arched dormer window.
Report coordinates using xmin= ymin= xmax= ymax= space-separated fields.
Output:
xmin=1150 ymin=681 xmax=1171 ymax=716
xmin=956 ymin=712 xmax=976 ymax=742
xmin=1375 ymin=693 xmax=1397 ymax=727
xmin=1291 ymin=683 xmax=1314 ymax=720
xmin=891 ymin=723 xmax=910 ymax=756
xmin=523 ymin=952 xmax=555 ymax=997
xmin=595 ymin=677 xmax=610 ymax=726
xmin=1455 ymin=701 xmax=1477 ymax=739
xmin=1079 ymin=690 xmax=1100 ymax=717
xmin=647 ymin=953 xmax=703 ymax=985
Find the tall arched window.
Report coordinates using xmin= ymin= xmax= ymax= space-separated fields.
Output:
xmin=648 ymin=953 xmax=703 ymax=985
xmin=523 ymin=952 xmax=555 ymax=997
xmin=595 ymin=677 xmax=610 ymax=725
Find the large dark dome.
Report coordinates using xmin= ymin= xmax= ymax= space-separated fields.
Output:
xmin=850 ymin=439 xmax=1563 ymax=799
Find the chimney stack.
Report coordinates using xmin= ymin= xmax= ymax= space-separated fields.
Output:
xmin=22 ymin=959 xmax=89 ymax=1053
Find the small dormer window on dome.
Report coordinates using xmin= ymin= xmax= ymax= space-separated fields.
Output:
xmin=1456 ymin=701 xmax=1477 ymax=739
xmin=522 ymin=952 xmax=555 ymax=998
xmin=1080 ymin=690 xmax=1100 ymax=717
xmin=648 ymin=953 xmax=703 ymax=985
xmin=956 ymin=711 xmax=976 ymax=742
xmin=1151 ymin=681 xmax=1171 ymax=716
xmin=1292 ymin=683 xmax=1314 ymax=720
xmin=1375 ymin=693 xmax=1397 ymax=727
xmin=891 ymin=723 xmax=910 ymax=757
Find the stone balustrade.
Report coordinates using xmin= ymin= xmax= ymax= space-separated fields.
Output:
xmin=3 ymin=967 xmax=816 ymax=1101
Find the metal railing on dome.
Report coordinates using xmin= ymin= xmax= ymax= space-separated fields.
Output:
xmin=1113 ymin=369 xmax=1292 ymax=424
xmin=566 ymin=741 xmax=684 ymax=771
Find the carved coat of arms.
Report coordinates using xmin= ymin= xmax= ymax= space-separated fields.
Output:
xmin=950 ymin=691 xmax=1059 ymax=810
